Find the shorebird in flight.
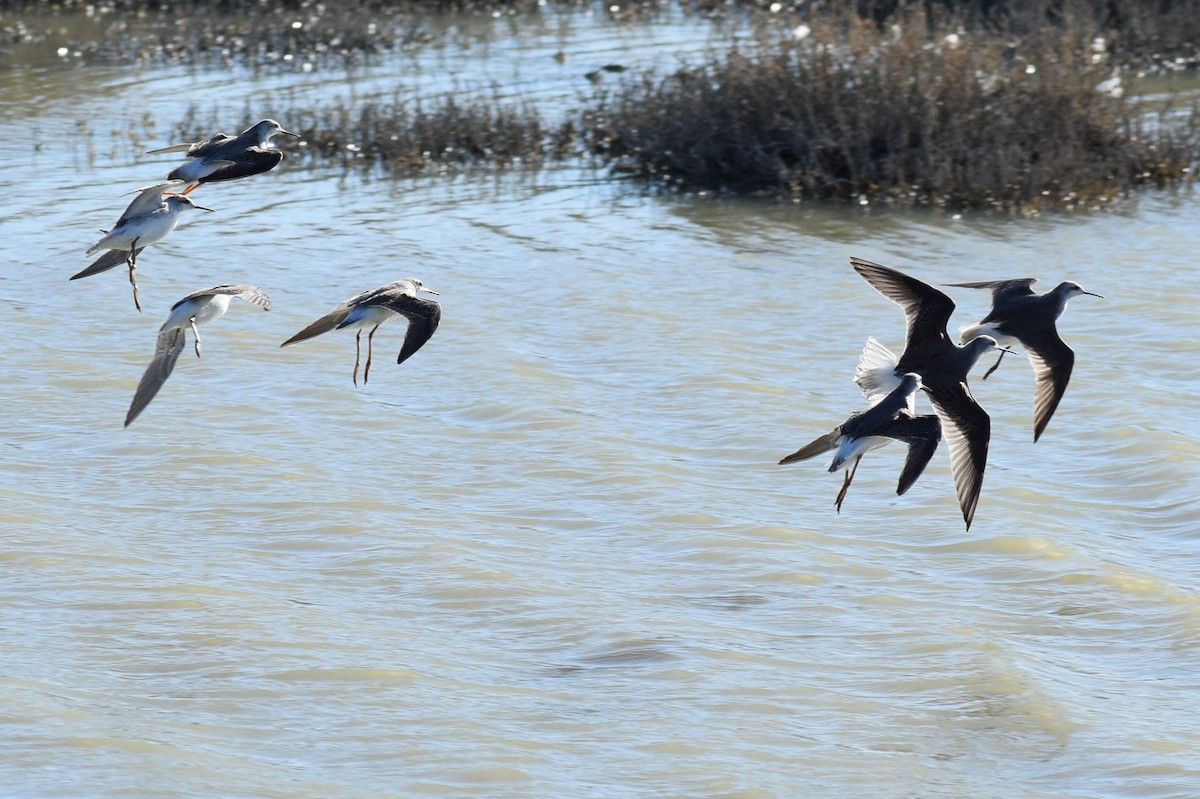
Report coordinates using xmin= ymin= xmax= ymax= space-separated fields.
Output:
xmin=946 ymin=277 xmax=1102 ymax=441
xmin=75 ymin=181 xmax=213 ymax=311
xmin=147 ymin=119 xmax=300 ymax=194
xmin=125 ymin=285 xmax=271 ymax=427
xmin=780 ymin=367 xmax=941 ymax=513
xmin=851 ymin=257 xmax=1007 ymax=530
xmin=280 ymin=278 xmax=441 ymax=386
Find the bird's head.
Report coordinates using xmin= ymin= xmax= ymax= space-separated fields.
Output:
xmin=167 ymin=195 xmax=214 ymax=213
xmin=250 ymin=119 xmax=300 ymax=144
xmin=1058 ymin=281 xmax=1104 ymax=300
xmin=406 ymin=277 xmax=440 ymax=296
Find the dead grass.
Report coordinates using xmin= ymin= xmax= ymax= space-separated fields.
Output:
xmin=581 ymin=8 xmax=1200 ymax=210
xmin=63 ymin=0 xmax=1200 ymax=210
xmin=174 ymin=93 xmax=562 ymax=177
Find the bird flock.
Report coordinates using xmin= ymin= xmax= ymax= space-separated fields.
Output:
xmin=75 ymin=119 xmax=443 ymax=428
xmin=779 ymin=256 xmax=1101 ymax=530
xmin=78 ymin=118 xmax=1101 ymax=530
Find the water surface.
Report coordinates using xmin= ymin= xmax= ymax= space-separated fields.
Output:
xmin=2 ymin=10 xmax=1199 ymax=799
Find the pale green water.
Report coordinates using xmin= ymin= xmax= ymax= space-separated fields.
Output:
xmin=2 ymin=9 xmax=1199 ymax=799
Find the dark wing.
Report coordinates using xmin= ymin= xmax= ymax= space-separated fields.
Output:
xmin=1025 ymin=331 xmax=1075 ymax=442
xmin=944 ymin=278 xmax=1038 ymax=295
xmin=779 ymin=428 xmax=841 ymax=465
xmin=883 ymin=414 xmax=942 ymax=496
xmin=185 ymin=132 xmax=238 ymax=158
xmin=189 ymin=148 xmax=283 ymax=185
xmin=371 ymin=294 xmax=441 ymax=365
xmin=841 ymin=376 xmax=918 ymax=440
xmin=125 ymin=327 xmax=187 ymax=427
xmin=145 ymin=132 xmax=234 ymax=156
xmin=174 ymin=284 xmax=272 ymax=311
xmin=70 ymin=247 xmax=143 ymax=280
xmin=945 ymin=278 xmax=1038 ymax=325
xmin=851 ymin=258 xmax=955 ymax=352
xmin=925 ymin=383 xmax=990 ymax=530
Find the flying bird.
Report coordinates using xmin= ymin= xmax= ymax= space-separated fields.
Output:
xmin=779 ymin=368 xmax=941 ymax=513
xmin=125 ymin=285 xmax=271 ymax=427
xmin=280 ymin=278 xmax=441 ymax=386
xmin=851 ymin=257 xmax=1006 ymax=530
xmin=946 ymin=277 xmax=1102 ymax=441
xmin=75 ymin=181 xmax=213 ymax=312
xmin=146 ymin=119 xmax=300 ymax=194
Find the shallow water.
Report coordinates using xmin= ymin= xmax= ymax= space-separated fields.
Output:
xmin=2 ymin=9 xmax=1200 ymax=799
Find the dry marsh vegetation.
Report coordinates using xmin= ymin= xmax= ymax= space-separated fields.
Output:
xmin=23 ymin=0 xmax=1200 ymax=211
xmin=584 ymin=11 xmax=1200 ymax=210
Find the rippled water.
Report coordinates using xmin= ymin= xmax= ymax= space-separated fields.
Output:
xmin=2 ymin=9 xmax=1199 ymax=799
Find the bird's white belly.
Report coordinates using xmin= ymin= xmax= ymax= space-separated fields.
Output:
xmin=172 ymin=157 xmax=223 ymax=183
xmin=960 ymin=321 xmax=1017 ymax=349
xmin=99 ymin=209 xmax=179 ymax=252
xmin=828 ymin=434 xmax=890 ymax=473
xmin=161 ymin=297 xmax=230 ymax=333
xmin=339 ymin=305 xmax=397 ymax=331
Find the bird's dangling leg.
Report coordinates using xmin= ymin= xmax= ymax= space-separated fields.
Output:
xmin=834 ymin=456 xmax=863 ymax=514
xmin=191 ymin=317 xmax=203 ymax=358
xmin=352 ymin=330 xmax=363 ymax=387
xmin=127 ymin=237 xmax=142 ymax=313
xmin=181 ymin=183 xmax=200 ymax=196
xmin=363 ymin=326 xmax=378 ymax=385
xmin=981 ymin=349 xmax=1007 ymax=381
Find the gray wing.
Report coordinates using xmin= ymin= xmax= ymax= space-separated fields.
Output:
xmin=366 ymin=293 xmax=441 ymax=365
xmin=125 ymin=327 xmax=187 ymax=427
xmin=280 ymin=302 xmax=352 ymax=347
xmin=113 ymin=181 xmax=185 ymax=226
xmin=70 ymin=247 xmax=142 ymax=280
xmin=779 ymin=428 xmax=841 ymax=465
xmin=175 ymin=284 xmax=272 ymax=311
xmin=348 ymin=280 xmax=419 ymax=306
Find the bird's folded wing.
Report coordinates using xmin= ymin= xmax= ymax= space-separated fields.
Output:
xmin=146 ymin=142 xmax=198 ymax=155
xmin=944 ymin=278 xmax=1038 ymax=295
